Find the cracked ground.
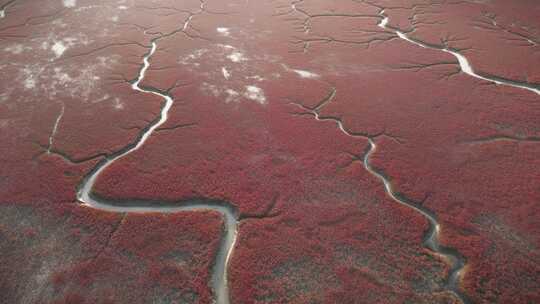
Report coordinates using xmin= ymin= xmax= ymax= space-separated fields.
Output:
xmin=1 ymin=0 xmax=539 ymax=304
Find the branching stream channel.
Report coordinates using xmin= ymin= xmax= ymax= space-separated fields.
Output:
xmin=76 ymin=13 xmax=238 ymax=304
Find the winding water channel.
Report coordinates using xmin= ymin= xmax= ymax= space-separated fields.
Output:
xmin=378 ymin=10 xmax=540 ymax=96
xmin=76 ymin=40 xmax=238 ymax=304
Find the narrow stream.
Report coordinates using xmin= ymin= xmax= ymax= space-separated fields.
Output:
xmin=363 ymin=139 xmax=470 ymax=303
xmin=76 ymin=39 xmax=237 ymax=304
xmin=0 ymin=0 xmax=17 ymax=18
xmin=47 ymin=103 xmax=65 ymax=153
xmin=290 ymin=95 xmax=470 ymax=303
xmin=378 ymin=10 xmax=540 ymax=96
